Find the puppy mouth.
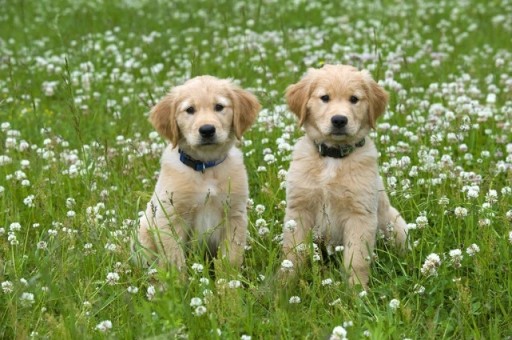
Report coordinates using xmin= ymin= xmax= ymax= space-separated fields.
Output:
xmin=199 ymin=139 xmax=218 ymax=146
xmin=330 ymin=128 xmax=348 ymax=136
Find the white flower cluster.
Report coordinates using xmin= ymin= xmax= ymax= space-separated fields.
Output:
xmin=421 ymin=253 xmax=442 ymax=277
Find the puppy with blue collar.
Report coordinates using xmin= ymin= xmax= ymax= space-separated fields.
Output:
xmin=133 ymin=76 xmax=260 ymax=273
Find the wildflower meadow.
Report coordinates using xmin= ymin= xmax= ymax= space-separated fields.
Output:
xmin=1 ymin=0 xmax=511 ymax=338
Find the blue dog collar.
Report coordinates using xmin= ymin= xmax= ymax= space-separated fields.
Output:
xmin=178 ymin=149 xmax=227 ymax=172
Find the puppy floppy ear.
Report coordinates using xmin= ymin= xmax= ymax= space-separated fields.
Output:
xmin=232 ymin=87 xmax=260 ymax=139
xmin=362 ymin=71 xmax=389 ymax=129
xmin=149 ymin=92 xmax=180 ymax=147
xmin=286 ymin=77 xmax=311 ymax=126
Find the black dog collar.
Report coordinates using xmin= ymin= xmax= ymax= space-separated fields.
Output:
xmin=179 ymin=149 xmax=227 ymax=172
xmin=315 ymin=138 xmax=366 ymax=159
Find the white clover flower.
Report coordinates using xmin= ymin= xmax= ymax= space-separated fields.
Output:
xmin=255 ymin=218 xmax=267 ymax=228
xmin=0 ymin=155 xmax=15 ymax=166
xmin=289 ymin=296 xmax=301 ymax=304
xmin=20 ymin=278 xmax=28 ymax=286
xmin=23 ymin=194 xmax=35 ymax=207
xmin=246 ymin=198 xmax=254 ymax=210
xmin=66 ymin=197 xmax=76 ymax=208
xmin=312 ymin=254 xmax=321 ymax=262
xmin=9 ymin=222 xmax=21 ymax=232
xmin=228 ymin=280 xmax=241 ymax=288
xmin=277 ymin=169 xmax=288 ymax=180
xmin=191 ymin=263 xmax=204 ymax=273
xmin=106 ymin=272 xmax=120 ymax=285
xmin=501 ymin=187 xmax=511 ymax=196
xmin=0 ymin=186 xmax=4 ymax=194
xmin=389 ymin=298 xmax=400 ymax=310
xmin=330 ymin=325 xmax=347 ymax=340
xmin=505 ymin=210 xmax=512 ymax=221
xmin=8 ymin=233 xmax=18 ymax=245
xmin=1 ymin=281 xmax=14 ymax=293
xmin=407 ymin=223 xmax=417 ymax=230
xmin=1 ymin=122 xmax=10 ymax=131
xmin=199 ymin=277 xmax=209 ymax=285
xmin=193 ymin=305 xmax=207 ymax=316
xmin=508 ymin=231 xmax=512 ymax=244
xmin=95 ymin=320 xmax=112 ymax=332
xmin=416 ymin=214 xmax=428 ymax=228
xmin=241 ymin=335 xmax=252 ymax=340
xmin=421 ymin=253 xmax=441 ymax=277
xmin=454 ymin=207 xmax=468 ymax=218
xmin=466 ymin=244 xmax=480 ymax=256
xmin=20 ymin=292 xmax=35 ymax=306
xmin=438 ymin=196 xmax=450 ymax=205
xmin=127 ymin=286 xmax=139 ymax=294
xmin=478 ymin=218 xmax=491 ymax=227
xmin=414 ymin=284 xmax=425 ymax=294
xmin=485 ymin=189 xmax=498 ymax=204
xmin=257 ymin=166 xmax=267 ymax=172
xmin=321 ymin=278 xmax=333 ymax=286
xmin=255 ymin=204 xmax=265 ymax=215
xmin=190 ymin=297 xmax=203 ymax=307
xmin=449 ymin=249 xmax=463 ymax=268
xmin=104 ymin=243 xmax=117 ymax=252
xmin=146 ymin=285 xmax=156 ymax=300
xmin=466 ymin=187 xmax=479 ymax=199
xmin=363 ymin=330 xmax=371 ymax=337
xmin=258 ymin=227 xmax=270 ymax=236
xmin=335 ymin=245 xmax=344 ymax=252
xmin=37 ymin=241 xmax=47 ymax=250
xmin=284 ymin=219 xmax=297 ymax=231
xmin=280 ymin=259 xmax=293 ymax=271
xmin=263 ymin=153 xmax=276 ymax=164
xmin=358 ymin=290 xmax=368 ymax=298
xmin=343 ymin=321 xmax=353 ymax=328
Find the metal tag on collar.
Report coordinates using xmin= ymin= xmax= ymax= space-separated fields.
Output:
xmin=201 ymin=162 xmax=206 ymax=173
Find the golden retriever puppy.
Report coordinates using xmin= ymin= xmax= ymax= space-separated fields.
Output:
xmin=134 ymin=76 xmax=260 ymax=272
xmin=282 ymin=64 xmax=407 ymax=287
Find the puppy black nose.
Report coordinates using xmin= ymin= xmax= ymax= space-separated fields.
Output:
xmin=199 ymin=124 xmax=216 ymax=138
xmin=331 ymin=115 xmax=348 ymax=128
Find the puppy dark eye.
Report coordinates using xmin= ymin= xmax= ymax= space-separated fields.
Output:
xmin=185 ymin=106 xmax=195 ymax=114
xmin=214 ymin=104 xmax=224 ymax=112
xmin=349 ymin=95 xmax=359 ymax=104
xmin=320 ymin=95 xmax=330 ymax=103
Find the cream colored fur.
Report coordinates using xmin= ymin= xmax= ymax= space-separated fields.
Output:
xmin=282 ymin=65 xmax=407 ymax=287
xmin=134 ymin=76 xmax=260 ymax=272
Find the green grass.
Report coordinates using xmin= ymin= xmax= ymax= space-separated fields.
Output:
xmin=1 ymin=0 xmax=512 ymax=338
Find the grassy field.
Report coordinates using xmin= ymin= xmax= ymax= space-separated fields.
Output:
xmin=1 ymin=0 xmax=511 ymax=338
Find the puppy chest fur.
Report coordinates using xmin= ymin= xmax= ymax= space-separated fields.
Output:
xmin=286 ymin=140 xmax=379 ymax=246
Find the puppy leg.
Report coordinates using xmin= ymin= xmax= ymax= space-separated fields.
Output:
xmin=135 ymin=200 xmax=187 ymax=271
xmin=343 ymin=215 xmax=378 ymax=288
xmin=282 ymin=209 xmax=316 ymax=275
xmin=219 ymin=210 xmax=247 ymax=269
xmin=377 ymin=188 xmax=408 ymax=250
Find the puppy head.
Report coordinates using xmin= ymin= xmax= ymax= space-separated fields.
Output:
xmin=286 ymin=64 xmax=388 ymax=144
xmin=149 ymin=76 xmax=260 ymax=152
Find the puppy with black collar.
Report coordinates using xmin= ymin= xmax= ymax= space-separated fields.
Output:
xmin=282 ymin=65 xmax=408 ymax=287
